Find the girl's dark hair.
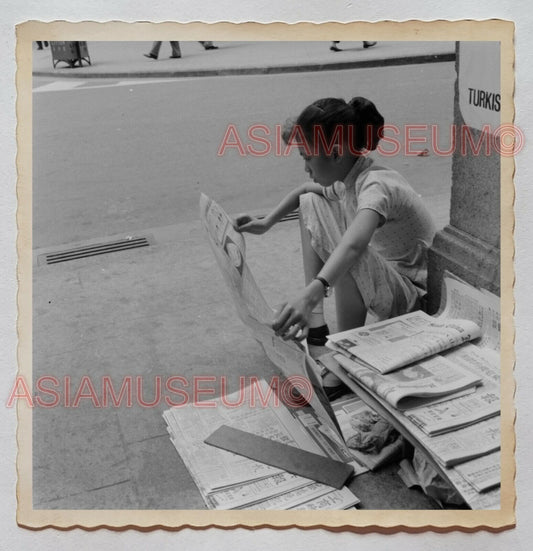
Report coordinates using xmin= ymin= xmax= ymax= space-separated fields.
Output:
xmin=296 ymin=96 xmax=384 ymax=152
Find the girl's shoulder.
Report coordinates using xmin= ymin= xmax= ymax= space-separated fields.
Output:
xmin=356 ymin=159 xmax=408 ymax=188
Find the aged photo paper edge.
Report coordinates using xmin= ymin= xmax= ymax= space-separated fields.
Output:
xmin=15 ymin=19 xmax=516 ymax=532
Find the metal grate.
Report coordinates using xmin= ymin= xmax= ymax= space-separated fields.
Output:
xmin=41 ymin=236 xmax=151 ymax=265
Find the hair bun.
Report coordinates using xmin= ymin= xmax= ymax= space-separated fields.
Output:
xmin=348 ymin=96 xmax=384 ymax=150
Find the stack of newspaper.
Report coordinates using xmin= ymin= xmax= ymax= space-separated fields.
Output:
xmin=325 ymin=275 xmax=501 ymax=509
xmin=163 ymin=379 xmax=362 ymax=510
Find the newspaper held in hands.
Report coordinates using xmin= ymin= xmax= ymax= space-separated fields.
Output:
xmin=328 ymin=310 xmax=482 ymax=374
xmin=199 ymin=193 xmax=340 ymax=438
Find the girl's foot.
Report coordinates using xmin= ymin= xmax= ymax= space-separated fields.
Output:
xmin=363 ymin=41 xmax=377 ymax=48
xmin=307 ymin=324 xmax=330 ymax=347
xmin=322 ymin=370 xmax=351 ymax=401
xmin=330 ymin=45 xmax=342 ymax=52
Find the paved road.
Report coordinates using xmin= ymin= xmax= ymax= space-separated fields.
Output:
xmin=33 ymin=62 xmax=455 ymax=249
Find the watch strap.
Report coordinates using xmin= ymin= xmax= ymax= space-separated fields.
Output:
xmin=314 ymin=276 xmax=331 ymax=297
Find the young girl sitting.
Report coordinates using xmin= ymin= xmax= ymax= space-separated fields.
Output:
xmin=234 ymin=96 xmax=436 ymax=390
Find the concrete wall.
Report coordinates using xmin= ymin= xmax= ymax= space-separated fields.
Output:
xmin=427 ymin=42 xmax=501 ymax=312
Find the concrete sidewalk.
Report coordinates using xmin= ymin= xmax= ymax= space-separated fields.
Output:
xmin=33 ymin=40 xmax=455 ymax=79
xmin=32 ymin=214 xmax=442 ymax=510
xmin=30 ymin=43 xmax=454 ymax=510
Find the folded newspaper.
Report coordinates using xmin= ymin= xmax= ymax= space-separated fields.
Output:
xmin=403 ymin=344 xmax=500 ymax=435
xmin=327 ymin=310 xmax=482 ymax=374
xmin=323 ymin=275 xmax=501 ymax=509
xmin=332 ymin=352 xmax=482 ymax=411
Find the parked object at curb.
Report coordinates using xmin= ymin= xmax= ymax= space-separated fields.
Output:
xmin=50 ymin=41 xmax=91 ymax=68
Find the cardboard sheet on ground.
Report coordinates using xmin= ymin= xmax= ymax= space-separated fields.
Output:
xmin=205 ymin=425 xmax=354 ymax=489
xmin=199 ymin=193 xmax=340 ymax=437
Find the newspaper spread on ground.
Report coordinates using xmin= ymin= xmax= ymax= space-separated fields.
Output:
xmin=199 ymin=193 xmax=340 ymax=439
xmin=207 ymin=472 xmax=317 ymax=510
xmin=243 ymin=483 xmax=359 ymax=510
xmin=288 ymin=487 xmax=359 ymax=510
xmin=332 ymin=352 xmax=481 ymax=411
xmin=403 ymin=344 xmax=500 ymax=435
xmin=163 ymin=379 xmax=359 ymax=509
xmin=327 ymin=310 xmax=482 ymax=374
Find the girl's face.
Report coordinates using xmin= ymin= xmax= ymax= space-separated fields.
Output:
xmin=299 ymin=147 xmax=338 ymax=187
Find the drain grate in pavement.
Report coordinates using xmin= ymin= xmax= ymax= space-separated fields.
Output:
xmin=41 ymin=236 xmax=152 ymax=265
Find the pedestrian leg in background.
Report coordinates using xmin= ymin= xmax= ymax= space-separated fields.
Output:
xmin=144 ymin=41 xmax=181 ymax=59
xmin=144 ymin=41 xmax=162 ymax=60
xmin=169 ymin=41 xmax=182 ymax=58
xmin=330 ymin=41 xmax=377 ymax=51
xmin=36 ymin=41 xmax=49 ymax=50
xmin=199 ymin=41 xmax=218 ymax=50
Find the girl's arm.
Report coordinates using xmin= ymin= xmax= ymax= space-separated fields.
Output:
xmin=234 ymin=182 xmax=324 ymax=234
xmin=272 ymin=208 xmax=382 ymax=338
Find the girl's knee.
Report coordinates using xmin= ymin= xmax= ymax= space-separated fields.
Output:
xmin=299 ymin=190 xmax=323 ymax=210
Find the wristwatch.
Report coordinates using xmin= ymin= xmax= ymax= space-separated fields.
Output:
xmin=314 ymin=276 xmax=332 ymax=297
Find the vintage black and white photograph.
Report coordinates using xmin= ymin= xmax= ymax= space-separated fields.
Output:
xmin=17 ymin=21 xmax=514 ymax=529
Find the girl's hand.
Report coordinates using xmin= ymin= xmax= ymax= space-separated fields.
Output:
xmin=272 ymin=280 xmax=324 ymax=341
xmin=233 ymin=214 xmax=271 ymax=235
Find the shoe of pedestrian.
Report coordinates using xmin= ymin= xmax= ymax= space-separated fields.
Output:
xmin=169 ymin=55 xmax=181 ymax=58
xmin=143 ymin=53 xmax=158 ymax=60
xmin=204 ymin=45 xmax=218 ymax=50
xmin=330 ymin=45 xmax=342 ymax=52
xmin=363 ymin=41 xmax=377 ymax=48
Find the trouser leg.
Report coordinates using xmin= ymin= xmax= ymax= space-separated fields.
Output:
xmin=149 ymin=41 xmax=162 ymax=57
xmin=169 ymin=41 xmax=181 ymax=57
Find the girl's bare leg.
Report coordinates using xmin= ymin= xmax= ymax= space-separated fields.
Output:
xmin=299 ymin=213 xmax=324 ymax=285
xmin=334 ymin=272 xmax=367 ymax=331
xmin=299 ymin=214 xmax=326 ymax=328
xmin=299 ymin=210 xmax=367 ymax=331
